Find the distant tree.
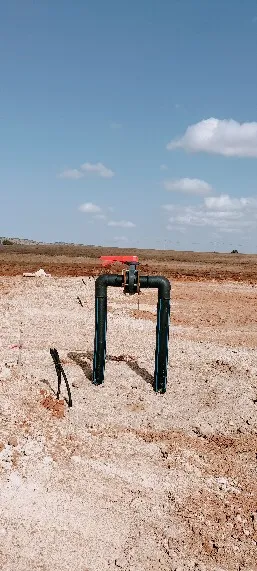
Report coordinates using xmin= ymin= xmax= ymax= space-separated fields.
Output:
xmin=230 ymin=249 xmax=239 ymax=254
xmin=2 ymin=239 xmax=14 ymax=245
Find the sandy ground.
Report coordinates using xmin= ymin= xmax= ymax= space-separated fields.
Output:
xmin=0 ymin=276 xmax=257 ymax=571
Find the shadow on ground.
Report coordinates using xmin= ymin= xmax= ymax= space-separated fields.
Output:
xmin=68 ymin=350 xmax=154 ymax=387
xmin=68 ymin=351 xmax=93 ymax=382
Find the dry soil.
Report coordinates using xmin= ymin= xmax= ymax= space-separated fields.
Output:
xmin=0 ymin=275 xmax=256 ymax=571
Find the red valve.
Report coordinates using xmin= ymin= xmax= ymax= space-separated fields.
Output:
xmin=100 ymin=255 xmax=139 ymax=267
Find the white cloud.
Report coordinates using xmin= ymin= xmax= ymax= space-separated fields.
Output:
xmin=160 ymin=164 xmax=168 ymax=171
xmin=59 ymin=161 xmax=114 ymax=180
xmin=205 ymin=210 xmax=242 ymax=220
xmin=167 ymin=118 xmax=257 ymax=157
xmin=163 ymin=194 xmax=257 ymax=234
xmin=113 ymin=236 xmax=128 ymax=242
xmin=81 ymin=162 xmax=114 ymax=178
xmin=168 ymin=207 xmax=244 ymax=229
xmin=205 ymin=194 xmax=257 ymax=210
xmin=162 ymin=204 xmax=175 ymax=211
xmin=166 ymin=224 xmax=186 ymax=233
xmin=108 ymin=220 xmax=135 ymax=228
xmin=59 ymin=169 xmax=84 ymax=180
xmin=164 ymin=177 xmax=213 ymax=195
xmin=78 ymin=202 xmax=101 ymax=213
xmin=94 ymin=213 xmax=106 ymax=220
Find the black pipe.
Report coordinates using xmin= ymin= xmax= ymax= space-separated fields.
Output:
xmin=93 ymin=274 xmax=171 ymax=392
xmin=141 ymin=277 xmax=171 ymax=393
xmin=93 ymin=275 xmax=122 ymax=384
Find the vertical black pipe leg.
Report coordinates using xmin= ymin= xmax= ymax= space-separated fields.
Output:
xmin=154 ymin=296 xmax=170 ymax=393
xmin=93 ymin=296 xmax=107 ymax=384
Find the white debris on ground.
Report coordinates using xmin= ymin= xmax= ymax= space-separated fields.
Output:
xmin=23 ymin=268 xmax=51 ymax=277
xmin=0 ymin=276 xmax=256 ymax=571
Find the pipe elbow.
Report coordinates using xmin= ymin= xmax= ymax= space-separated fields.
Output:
xmin=96 ymin=274 xmax=109 ymax=286
xmin=95 ymin=274 xmax=109 ymax=296
xmin=156 ymin=276 xmax=171 ymax=299
xmin=95 ymin=273 xmax=123 ymax=296
xmin=144 ymin=276 xmax=171 ymax=299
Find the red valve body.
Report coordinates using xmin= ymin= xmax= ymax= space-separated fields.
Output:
xmin=100 ymin=255 xmax=139 ymax=267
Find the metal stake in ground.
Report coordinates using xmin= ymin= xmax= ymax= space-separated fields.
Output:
xmin=50 ymin=348 xmax=72 ymax=407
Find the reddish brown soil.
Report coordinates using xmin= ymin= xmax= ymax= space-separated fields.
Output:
xmin=40 ymin=390 xmax=65 ymax=418
xmin=1 ymin=243 xmax=257 ymax=282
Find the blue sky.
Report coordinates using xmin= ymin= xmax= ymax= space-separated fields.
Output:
xmin=1 ymin=0 xmax=257 ymax=252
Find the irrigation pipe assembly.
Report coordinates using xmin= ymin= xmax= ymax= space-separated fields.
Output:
xmin=93 ymin=256 xmax=171 ymax=393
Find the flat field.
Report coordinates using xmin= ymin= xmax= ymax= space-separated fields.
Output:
xmin=1 ymin=243 xmax=257 ymax=282
xmin=0 ymin=247 xmax=257 ymax=570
